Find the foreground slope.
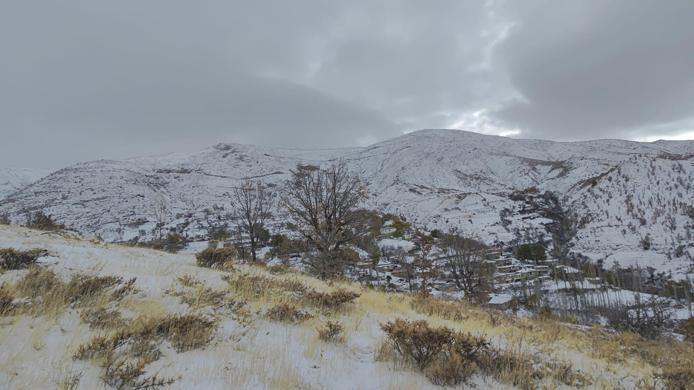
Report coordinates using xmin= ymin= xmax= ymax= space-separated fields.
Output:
xmin=0 ymin=130 xmax=692 ymax=275
xmin=1 ymin=225 xmax=692 ymax=389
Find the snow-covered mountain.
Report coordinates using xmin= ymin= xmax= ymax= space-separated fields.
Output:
xmin=0 ymin=168 xmax=51 ymax=198
xmin=1 ymin=129 xmax=692 ymax=275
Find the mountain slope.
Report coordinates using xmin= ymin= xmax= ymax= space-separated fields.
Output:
xmin=0 ymin=168 xmax=51 ymax=199
xmin=1 ymin=129 xmax=692 ymax=275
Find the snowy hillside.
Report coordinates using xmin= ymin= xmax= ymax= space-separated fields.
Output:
xmin=0 ymin=168 xmax=51 ymax=199
xmin=0 ymin=225 xmax=681 ymax=389
xmin=0 ymin=129 xmax=692 ymax=276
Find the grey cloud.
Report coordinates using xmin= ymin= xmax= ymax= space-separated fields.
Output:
xmin=0 ymin=1 xmax=692 ymax=168
xmin=492 ymin=0 xmax=694 ymax=139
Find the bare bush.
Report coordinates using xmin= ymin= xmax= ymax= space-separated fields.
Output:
xmin=11 ymin=267 xmax=134 ymax=316
xmin=0 ymin=248 xmax=47 ymax=270
xmin=381 ymin=319 xmax=454 ymax=369
xmin=80 ymin=307 xmax=126 ymax=330
xmin=195 ymin=247 xmax=236 ymax=269
xmin=26 ymin=211 xmax=64 ymax=231
xmin=75 ymin=313 xmax=215 ymax=388
xmin=317 ymin=320 xmax=344 ymax=342
xmin=0 ymin=286 xmax=14 ymax=315
xmin=266 ymin=303 xmax=312 ymax=323
xmin=136 ymin=233 xmax=187 ymax=253
xmin=602 ymin=295 xmax=672 ymax=339
xmin=304 ymin=288 xmax=360 ymax=311
xmin=381 ymin=318 xmax=490 ymax=385
xmin=656 ymin=365 xmax=694 ymax=390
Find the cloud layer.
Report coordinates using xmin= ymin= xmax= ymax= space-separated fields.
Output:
xmin=1 ymin=1 xmax=692 ymax=167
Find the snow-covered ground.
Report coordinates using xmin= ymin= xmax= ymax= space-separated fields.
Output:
xmin=0 ymin=225 xmax=443 ymax=389
xmin=0 ymin=225 xmax=662 ymax=389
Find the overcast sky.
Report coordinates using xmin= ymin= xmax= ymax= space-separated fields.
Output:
xmin=2 ymin=1 xmax=693 ymax=168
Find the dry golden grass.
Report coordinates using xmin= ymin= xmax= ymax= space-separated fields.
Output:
xmin=266 ymin=303 xmax=313 ymax=323
xmin=205 ymin=261 xmax=693 ymax=388
xmin=2 ymin=266 xmax=136 ymax=318
xmin=316 ymin=320 xmax=344 ymax=342
xmin=74 ymin=313 xmax=216 ymax=388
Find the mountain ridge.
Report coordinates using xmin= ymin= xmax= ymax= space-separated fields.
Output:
xmin=1 ymin=129 xmax=692 ymax=276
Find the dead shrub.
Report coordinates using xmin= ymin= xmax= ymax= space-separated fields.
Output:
xmin=224 ymin=273 xmax=276 ymax=300
xmin=478 ymin=349 xmax=541 ymax=390
xmin=424 ymin=353 xmax=478 ymax=386
xmin=276 ymin=278 xmax=309 ymax=294
xmin=304 ymin=288 xmax=359 ymax=311
xmin=317 ymin=320 xmax=344 ymax=342
xmin=80 ymin=307 xmax=126 ymax=330
xmin=75 ymin=313 xmax=215 ymax=388
xmin=26 ymin=211 xmax=65 ymax=231
xmin=411 ymin=295 xmax=468 ymax=322
xmin=64 ymin=274 xmax=122 ymax=304
xmin=152 ymin=314 xmax=216 ymax=351
xmin=14 ymin=266 xmax=60 ymax=299
xmin=111 ymin=278 xmax=137 ymax=301
xmin=380 ymin=319 xmax=454 ymax=369
xmin=381 ymin=319 xmax=491 ymax=385
xmin=101 ymin=356 xmax=174 ymax=389
xmin=58 ymin=371 xmax=82 ymax=390
xmin=266 ymin=303 xmax=312 ymax=323
xmin=656 ymin=365 xmax=694 ymax=390
xmin=0 ymin=248 xmax=47 ymax=270
xmin=196 ymin=247 xmax=236 ymax=269
xmin=0 ymin=286 xmax=14 ymax=315
xmin=175 ymin=286 xmax=228 ymax=310
xmin=12 ymin=267 xmax=135 ymax=316
xmin=177 ymin=274 xmax=201 ymax=287
xmin=678 ymin=318 xmax=694 ymax=342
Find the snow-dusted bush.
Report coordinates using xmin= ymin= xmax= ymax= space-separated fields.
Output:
xmin=304 ymin=288 xmax=360 ymax=311
xmin=265 ymin=303 xmax=312 ymax=323
xmin=0 ymin=248 xmax=46 ymax=270
xmin=195 ymin=247 xmax=236 ymax=269
xmin=25 ymin=211 xmax=64 ymax=231
xmin=316 ymin=320 xmax=344 ymax=342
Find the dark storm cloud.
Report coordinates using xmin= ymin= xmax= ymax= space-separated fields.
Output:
xmin=493 ymin=0 xmax=694 ymax=140
xmin=0 ymin=1 xmax=692 ymax=168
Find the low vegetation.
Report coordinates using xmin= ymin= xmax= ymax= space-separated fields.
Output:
xmin=304 ymin=288 xmax=360 ymax=311
xmin=1 ymin=266 xmax=134 ymax=317
xmin=25 ymin=212 xmax=65 ymax=231
xmin=74 ymin=313 xmax=215 ymax=388
xmin=133 ymin=232 xmax=187 ymax=253
xmin=316 ymin=320 xmax=344 ymax=342
xmin=0 ymin=247 xmax=47 ymax=270
xmin=380 ymin=318 xmax=592 ymax=388
xmin=195 ymin=247 xmax=236 ymax=269
xmin=266 ymin=303 xmax=313 ymax=323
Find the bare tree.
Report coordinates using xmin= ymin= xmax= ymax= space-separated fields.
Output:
xmin=440 ymin=233 xmax=491 ymax=300
xmin=283 ymin=162 xmax=367 ymax=278
xmin=230 ymin=180 xmax=273 ymax=262
xmin=152 ymin=194 xmax=169 ymax=239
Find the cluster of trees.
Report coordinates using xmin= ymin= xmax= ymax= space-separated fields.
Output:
xmin=216 ymin=162 xmax=367 ymax=279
